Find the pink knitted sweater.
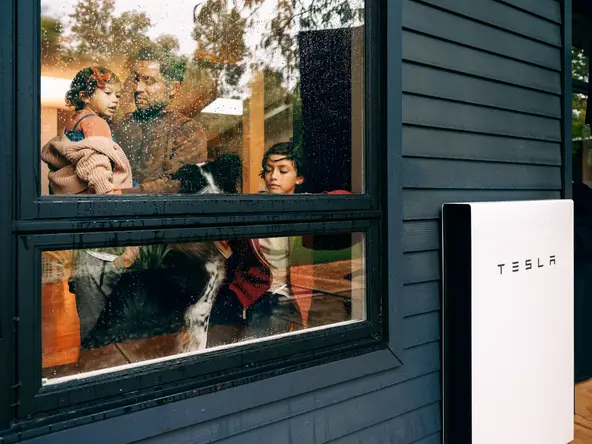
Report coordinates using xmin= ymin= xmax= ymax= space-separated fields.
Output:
xmin=41 ymin=135 xmax=133 ymax=195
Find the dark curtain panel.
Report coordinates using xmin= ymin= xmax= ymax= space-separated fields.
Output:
xmin=299 ymin=28 xmax=353 ymax=193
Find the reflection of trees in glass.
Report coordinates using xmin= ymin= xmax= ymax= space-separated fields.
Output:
xmin=41 ymin=0 xmax=362 ymax=117
xmin=193 ymin=0 xmax=248 ymax=94
xmin=155 ymin=35 xmax=181 ymax=54
xmin=262 ymin=0 xmax=363 ymax=67
xmin=41 ymin=15 xmax=63 ymax=62
xmin=191 ymin=0 xmax=363 ymax=96
xmin=69 ymin=0 xmax=153 ymax=61
xmin=42 ymin=0 xmax=180 ymax=66
xmin=69 ymin=0 xmax=116 ymax=55
xmin=193 ymin=0 xmax=247 ymax=65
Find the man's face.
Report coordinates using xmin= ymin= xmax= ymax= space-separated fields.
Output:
xmin=132 ymin=60 xmax=177 ymax=113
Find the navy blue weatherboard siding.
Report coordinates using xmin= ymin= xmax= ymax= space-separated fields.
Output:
xmin=19 ymin=0 xmax=564 ymax=442
xmin=401 ymin=1 xmax=563 ymax=444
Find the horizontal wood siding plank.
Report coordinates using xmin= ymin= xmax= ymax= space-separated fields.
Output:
xmin=497 ymin=0 xmax=561 ymax=23
xmin=404 ymin=220 xmax=440 ymax=252
xmin=403 ymin=126 xmax=562 ymax=165
xmin=421 ymin=0 xmax=561 ymax=46
xmin=403 ymin=64 xmax=561 ymax=118
xmin=403 ymin=31 xmax=561 ymax=94
xmin=30 ymin=350 xmax=408 ymax=444
xmin=404 ymin=251 xmax=441 ymax=284
xmin=403 ymin=341 xmax=441 ymax=375
xmin=412 ymin=432 xmax=442 ymax=444
xmin=403 ymin=281 xmax=442 ymax=317
xmin=403 ymin=95 xmax=561 ymax=141
xmin=402 ymin=158 xmax=562 ymax=190
xmin=404 ymin=312 xmax=441 ymax=348
xmin=404 ymin=0 xmax=560 ymax=70
xmin=134 ymin=343 xmax=442 ymax=444
xmin=214 ymin=373 xmax=441 ymax=444
xmin=326 ymin=403 xmax=442 ymax=444
xmin=403 ymin=189 xmax=561 ymax=220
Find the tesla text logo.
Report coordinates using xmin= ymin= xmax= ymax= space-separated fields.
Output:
xmin=497 ymin=255 xmax=556 ymax=275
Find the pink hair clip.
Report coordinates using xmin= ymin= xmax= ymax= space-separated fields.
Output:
xmin=90 ymin=67 xmax=112 ymax=88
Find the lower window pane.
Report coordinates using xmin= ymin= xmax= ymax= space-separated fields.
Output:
xmin=41 ymin=232 xmax=366 ymax=382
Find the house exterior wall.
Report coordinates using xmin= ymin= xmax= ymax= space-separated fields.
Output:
xmin=401 ymin=1 xmax=563 ymax=443
xmin=12 ymin=0 xmax=566 ymax=443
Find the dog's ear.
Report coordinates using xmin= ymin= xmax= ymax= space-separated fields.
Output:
xmin=209 ymin=153 xmax=242 ymax=193
xmin=172 ymin=164 xmax=209 ymax=194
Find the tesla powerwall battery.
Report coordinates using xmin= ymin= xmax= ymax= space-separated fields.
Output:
xmin=442 ymin=200 xmax=574 ymax=444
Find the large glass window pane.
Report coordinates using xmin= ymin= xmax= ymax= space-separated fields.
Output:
xmin=41 ymin=231 xmax=366 ymax=382
xmin=40 ymin=0 xmax=365 ymax=197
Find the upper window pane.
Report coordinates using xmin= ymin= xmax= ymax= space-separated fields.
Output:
xmin=40 ymin=0 xmax=365 ymax=197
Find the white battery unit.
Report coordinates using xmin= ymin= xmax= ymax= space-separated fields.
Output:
xmin=442 ymin=200 xmax=574 ymax=444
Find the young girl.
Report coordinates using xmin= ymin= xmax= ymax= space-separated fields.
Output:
xmin=206 ymin=143 xmax=355 ymax=347
xmin=42 ymin=66 xmax=132 ymax=195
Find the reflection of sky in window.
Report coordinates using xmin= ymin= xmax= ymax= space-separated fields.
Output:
xmin=42 ymin=0 xmax=364 ymax=96
xmin=43 ymin=0 xmax=200 ymax=56
xmin=43 ymin=0 xmax=364 ymax=57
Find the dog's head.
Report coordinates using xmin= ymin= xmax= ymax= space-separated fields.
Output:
xmin=172 ymin=153 xmax=242 ymax=194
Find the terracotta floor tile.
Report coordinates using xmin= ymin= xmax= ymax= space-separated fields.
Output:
xmin=42 ymin=344 xmax=128 ymax=380
xmin=116 ymin=334 xmax=180 ymax=363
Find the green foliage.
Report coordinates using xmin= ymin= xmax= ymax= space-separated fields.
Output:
xmin=573 ymin=93 xmax=590 ymax=144
xmin=41 ymin=15 xmax=63 ymax=61
xmin=260 ymin=0 xmax=363 ymax=74
xmin=573 ymin=47 xmax=589 ymax=82
xmin=109 ymin=10 xmax=152 ymax=55
xmin=130 ymin=245 xmax=172 ymax=271
xmin=193 ymin=0 xmax=247 ymax=65
xmin=69 ymin=0 xmax=115 ymax=54
xmin=572 ymin=47 xmax=591 ymax=153
xmin=155 ymin=35 xmax=181 ymax=54
xmin=43 ymin=0 xmax=179 ymax=65
xmin=45 ymin=0 xmax=364 ymax=93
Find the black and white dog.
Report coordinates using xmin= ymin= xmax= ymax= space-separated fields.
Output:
xmin=71 ymin=153 xmax=241 ymax=353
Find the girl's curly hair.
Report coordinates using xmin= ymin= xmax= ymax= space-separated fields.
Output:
xmin=65 ymin=67 xmax=120 ymax=110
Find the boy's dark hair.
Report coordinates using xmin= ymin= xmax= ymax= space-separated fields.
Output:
xmin=136 ymin=46 xmax=187 ymax=84
xmin=65 ymin=67 xmax=120 ymax=111
xmin=260 ymin=142 xmax=306 ymax=179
